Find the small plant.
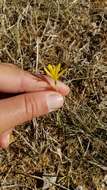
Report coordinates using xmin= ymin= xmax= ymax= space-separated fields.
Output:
xmin=44 ymin=63 xmax=66 ymax=84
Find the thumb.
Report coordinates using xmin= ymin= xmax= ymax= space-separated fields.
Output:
xmin=0 ymin=91 xmax=64 ymax=135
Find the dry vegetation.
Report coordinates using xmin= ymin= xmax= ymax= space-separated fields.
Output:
xmin=0 ymin=0 xmax=107 ymax=189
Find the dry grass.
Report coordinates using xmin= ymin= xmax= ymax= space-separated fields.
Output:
xmin=0 ymin=0 xmax=107 ymax=189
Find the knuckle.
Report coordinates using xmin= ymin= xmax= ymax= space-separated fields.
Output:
xmin=23 ymin=93 xmax=47 ymax=119
xmin=23 ymin=94 xmax=34 ymax=121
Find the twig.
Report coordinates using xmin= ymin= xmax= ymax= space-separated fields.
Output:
xmin=89 ymin=161 xmax=107 ymax=171
xmin=65 ymin=75 xmax=107 ymax=84
xmin=13 ymin=129 xmax=37 ymax=154
xmin=1 ymin=184 xmax=32 ymax=189
xmin=36 ymin=37 xmax=39 ymax=72
xmin=15 ymin=172 xmax=71 ymax=190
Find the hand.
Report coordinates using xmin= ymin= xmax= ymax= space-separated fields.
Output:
xmin=0 ymin=64 xmax=69 ymax=148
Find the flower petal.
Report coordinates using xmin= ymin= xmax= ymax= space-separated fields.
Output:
xmin=58 ymin=69 xmax=66 ymax=78
xmin=48 ymin=64 xmax=56 ymax=76
xmin=56 ymin=63 xmax=61 ymax=73
xmin=44 ymin=64 xmax=65 ymax=81
xmin=53 ymin=65 xmax=56 ymax=75
xmin=44 ymin=67 xmax=53 ymax=78
xmin=47 ymin=64 xmax=53 ymax=73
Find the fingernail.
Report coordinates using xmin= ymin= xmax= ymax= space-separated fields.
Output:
xmin=47 ymin=94 xmax=64 ymax=112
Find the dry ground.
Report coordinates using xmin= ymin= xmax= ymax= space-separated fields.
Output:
xmin=0 ymin=0 xmax=107 ymax=189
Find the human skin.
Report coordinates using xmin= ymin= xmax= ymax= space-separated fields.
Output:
xmin=0 ymin=64 xmax=70 ymax=148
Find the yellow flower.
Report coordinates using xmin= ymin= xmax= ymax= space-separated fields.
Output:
xmin=44 ymin=64 xmax=66 ymax=82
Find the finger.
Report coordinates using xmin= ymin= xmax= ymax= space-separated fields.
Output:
xmin=0 ymin=64 xmax=70 ymax=96
xmin=0 ymin=91 xmax=64 ymax=134
xmin=0 ymin=129 xmax=12 ymax=148
xmin=42 ymin=75 xmax=70 ymax=96
xmin=0 ymin=63 xmax=48 ymax=93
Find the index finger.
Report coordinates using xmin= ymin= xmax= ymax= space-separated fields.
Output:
xmin=0 ymin=63 xmax=70 ymax=96
xmin=35 ymin=74 xmax=70 ymax=96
